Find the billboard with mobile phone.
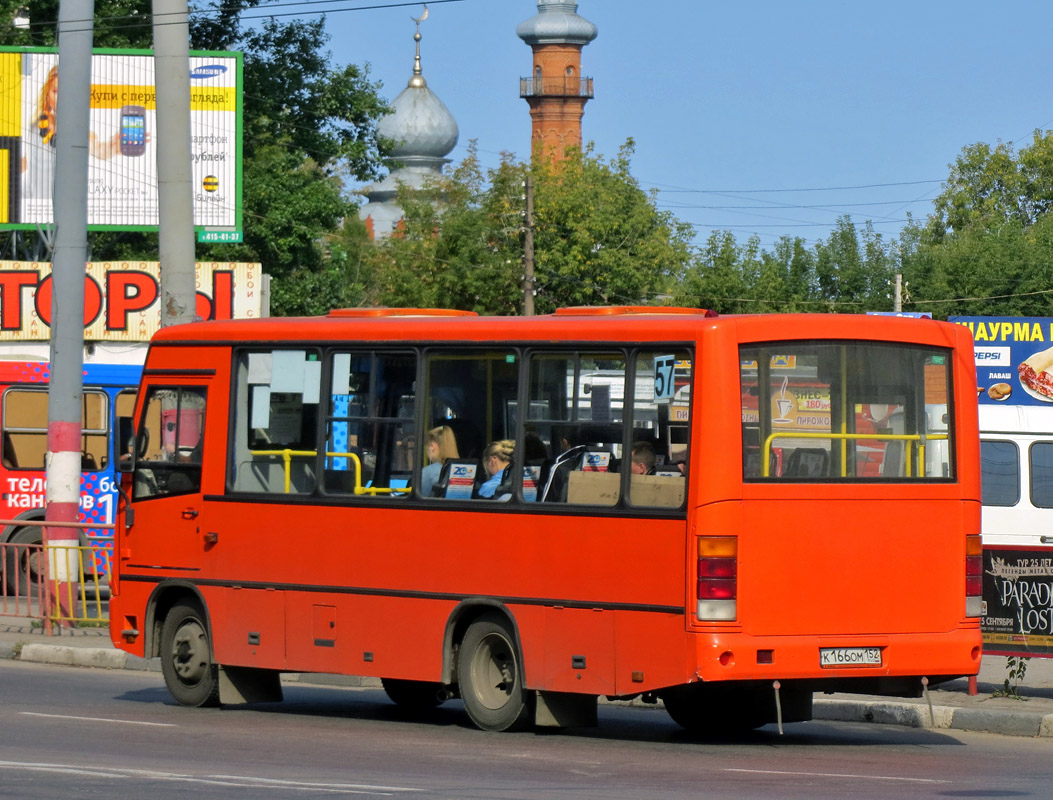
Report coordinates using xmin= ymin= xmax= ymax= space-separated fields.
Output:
xmin=0 ymin=48 xmax=241 ymax=230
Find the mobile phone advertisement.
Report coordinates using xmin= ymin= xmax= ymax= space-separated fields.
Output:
xmin=0 ymin=48 xmax=240 ymax=230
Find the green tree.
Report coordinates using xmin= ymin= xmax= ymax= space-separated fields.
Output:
xmin=365 ymin=140 xmax=694 ymax=316
xmin=903 ymin=130 xmax=1053 ymax=317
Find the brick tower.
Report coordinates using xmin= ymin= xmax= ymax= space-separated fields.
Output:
xmin=517 ymin=1 xmax=598 ymax=158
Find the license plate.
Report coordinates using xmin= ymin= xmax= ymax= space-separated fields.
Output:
xmin=819 ymin=647 xmax=882 ymax=668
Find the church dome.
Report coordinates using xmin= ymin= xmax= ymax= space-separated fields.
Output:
xmin=517 ymin=1 xmax=598 ymax=46
xmin=378 ymin=75 xmax=459 ymax=159
xmin=359 ymin=14 xmax=459 ymax=239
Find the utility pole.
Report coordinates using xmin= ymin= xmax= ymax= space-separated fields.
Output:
xmin=523 ymin=175 xmax=535 ymax=316
xmin=153 ymin=0 xmax=196 ymax=326
xmin=46 ymin=0 xmax=94 ymax=621
xmin=894 ymin=273 xmax=903 ymax=313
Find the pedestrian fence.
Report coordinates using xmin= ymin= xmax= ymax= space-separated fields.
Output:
xmin=0 ymin=519 xmax=111 ymax=634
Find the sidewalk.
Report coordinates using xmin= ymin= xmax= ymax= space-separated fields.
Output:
xmin=4 ymin=615 xmax=1053 ymax=737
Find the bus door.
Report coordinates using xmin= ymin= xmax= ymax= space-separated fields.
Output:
xmin=125 ymin=381 xmax=210 ymax=571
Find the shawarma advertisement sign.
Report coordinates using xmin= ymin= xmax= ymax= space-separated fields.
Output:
xmin=949 ymin=316 xmax=1053 ymax=405
xmin=0 ymin=48 xmax=241 ymax=230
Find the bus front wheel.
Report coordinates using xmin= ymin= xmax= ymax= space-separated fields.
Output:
xmin=458 ymin=614 xmax=533 ymax=732
xmin=160 ymin=600 xmax=220 ymax=708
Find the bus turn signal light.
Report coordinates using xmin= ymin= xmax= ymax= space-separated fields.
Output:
xmin=697 ymin=536 xmax=737 ymax=621
xmin=966 ymin=534 xmax=982 ymax=617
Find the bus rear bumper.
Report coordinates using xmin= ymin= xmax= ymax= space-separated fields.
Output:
xmin=690 ymin=627 xmax=982 ymax=694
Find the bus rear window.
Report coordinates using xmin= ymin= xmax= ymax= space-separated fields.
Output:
xmin=741 ymin=341 xmax=954 ymax=481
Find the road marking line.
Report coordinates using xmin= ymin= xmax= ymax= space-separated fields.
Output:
xmin=0 ymin=761 xmax=421 ymax=794
xmin=19 ymin=712 xmax=175 ymax=727
xmin=725 ymin=768 xmax=949 ymax=784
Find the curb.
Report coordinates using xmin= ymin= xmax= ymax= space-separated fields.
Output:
xmin=812 ymin=698 xmax=1053 ymax=738
xmin=17 ymin=642 xmax=159 ymax=672
xmin=6 ymin=642 xmax=1053 ymax=738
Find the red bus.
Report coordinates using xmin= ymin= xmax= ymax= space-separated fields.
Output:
xmin=109 ymin=307 xmax=982 ymax=733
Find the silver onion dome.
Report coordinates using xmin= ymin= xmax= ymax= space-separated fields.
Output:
xmin=359 ymin=11 xmax=459 ymax=238
xmin=516 ymin=1 xmax=598 ymax=46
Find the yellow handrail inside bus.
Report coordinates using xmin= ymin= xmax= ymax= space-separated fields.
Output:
xmin=248 ymin=449 xmax=412 ymax=495
xmin=761 ymin=431 xmax=949 ymax=478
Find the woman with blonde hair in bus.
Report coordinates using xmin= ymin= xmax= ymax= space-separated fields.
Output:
xmin=420 ymin=425 xmax=458 ymax=497
xmin=478 ymin=439 xmax=514 ymax=499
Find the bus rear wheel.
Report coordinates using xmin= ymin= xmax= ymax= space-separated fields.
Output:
xmin=381 ymin=678 xmax=447 ymax=711
xmin=160 ymin=600 xmax=220 ymax=707
xmin=458 ymin=614 xmax=533 ymax=732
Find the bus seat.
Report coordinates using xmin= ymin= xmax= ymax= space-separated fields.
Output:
xmin=784 ymin=448 xmax=828 ymax=478
xmin=432 ymin=458 xmax=479 ymax=499
xmin=522 ymin=459 xmax=546 ymax=502
xmin=540 ymin=445 xmax=587 ymax=502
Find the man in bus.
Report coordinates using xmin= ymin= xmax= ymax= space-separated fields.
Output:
xmin=631 ymin=441 xmax=657 ymax=475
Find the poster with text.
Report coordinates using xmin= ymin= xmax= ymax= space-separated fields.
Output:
xmin=949 ymin=316 xmax=1053 ymax=405
xmin=0 ymin=48 xmax=240 ymax=229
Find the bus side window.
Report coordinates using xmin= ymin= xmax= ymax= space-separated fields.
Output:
xmin=627 ymin=351 xmax=691 ymax=509
xmin=2 ymin=388 xmax=48 ymax=470
xmin=1029 ymin=442 xmax=1053 ymax=508
xmin=425 ymin=350 xmax=518 ymax=502
xmin=229 ymin=349 xmax=321 ymax=496
xmin=980 ymin=440 xmax=1019 ymax=506
xmin=324 ymin=351 xmax=416 ymax=499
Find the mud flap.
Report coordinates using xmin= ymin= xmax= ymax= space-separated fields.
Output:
xmin=535 ymin=691 xmax=598 ymax=728
xmin=218 ymin=665 xmax=283 ymax=704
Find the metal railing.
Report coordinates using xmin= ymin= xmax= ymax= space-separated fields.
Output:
xmin=519 ymin=76 xmax=594 ymax=98
xmin=0 ymin=520 xmax=112 ymax=633
xmin=762 ymin=431 xmax=950 ymax=478
xmin=249 ymin=449 xmax=411 ymax=496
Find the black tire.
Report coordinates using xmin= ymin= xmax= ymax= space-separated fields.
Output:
xmin=661 ymin=684 xmax=769 ymax=735
xmin=3 ymin=526 xmax=44 ymax=598
xmin=458 ymin=614 xmax=533 ymax=732
xmin=160 ymin=600 xmax=220 ymax=707
xmin=381 ymin=678 xmax=446 ymax=710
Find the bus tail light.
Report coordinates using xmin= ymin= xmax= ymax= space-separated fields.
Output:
xmin=965 ymin=534 xmax=983 ymax=617
xmin=697 ymin=536 xmax=737 ymax=621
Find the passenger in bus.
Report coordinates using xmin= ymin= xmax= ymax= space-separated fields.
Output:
xmin=421 ymin=425 xmax=459 ymax=497
xmin=478 ymin=439 xmax=514 ymax=499
xmin=631 ymin=441 xmax=657 ymax=475
xmin=540 ymin=427 xmax=587 ymax=502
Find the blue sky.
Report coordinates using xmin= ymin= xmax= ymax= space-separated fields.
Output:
xmin=322 ymin=0 xmax=1053 ymax=250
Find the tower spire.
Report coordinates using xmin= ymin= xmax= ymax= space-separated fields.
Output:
xmin=517 ymin=1 xmax=597 ymax=159
xmin=410 ymin=4 xmax=429 ymax=87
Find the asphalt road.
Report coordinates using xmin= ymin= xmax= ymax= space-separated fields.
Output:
xmin=3 ymin=660 xmax=1053 ymax=800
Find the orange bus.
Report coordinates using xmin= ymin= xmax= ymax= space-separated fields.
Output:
xmin=108 ymin=307 xmax=982 ymax=733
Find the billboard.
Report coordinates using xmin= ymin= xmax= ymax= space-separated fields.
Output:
xmin=0 ymin=48 xmax=241 ymax=230
xmin=0 ymin=260 xmax=263 ymax=341
xmin=949 ymin=316 xmax=1053 ymax=406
